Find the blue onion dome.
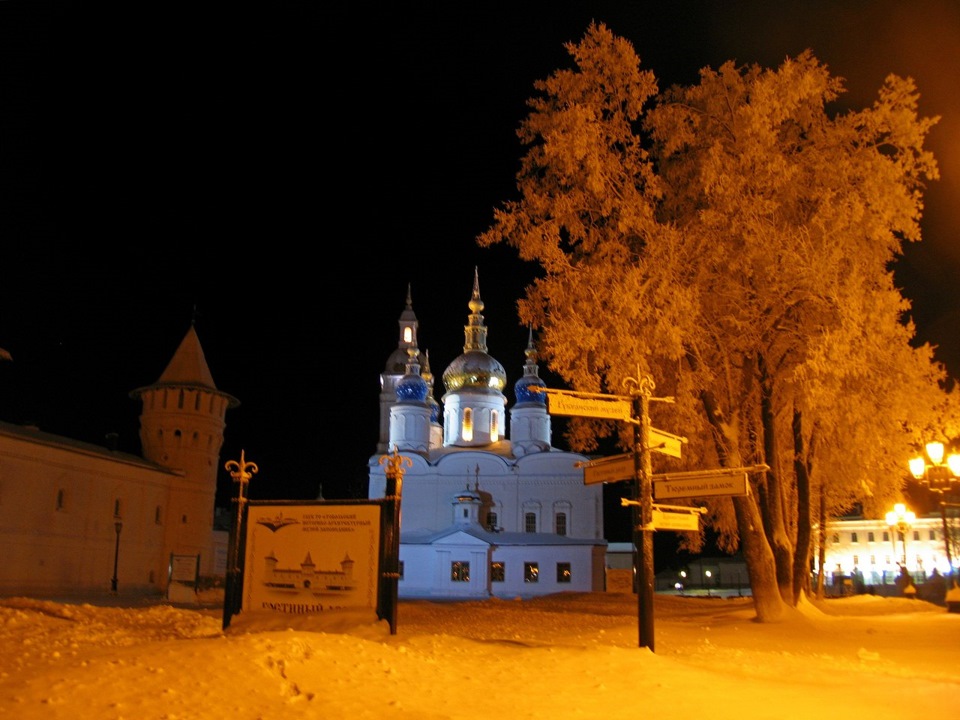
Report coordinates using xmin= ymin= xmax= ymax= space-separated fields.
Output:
xmin=515 ymin=327 xmax=547 ymax=405
xmin=442 ymin=268 xmax=508 ymax=395
xmin=395 ymin=347 xmax=429 ymax=402
xmin=422 ymin=350 xmax=442 ymax=423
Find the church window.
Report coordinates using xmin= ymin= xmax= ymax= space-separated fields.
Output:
xmin=557 ymin=563 xmax=571 ymax=583
xmin=462 ymin=408 xmax=473 ymax=442
xmin=451 ymin=561 xmax=470 ymax=582
xmin=56 ymin=488 xmax=66 ymax=511
xmin=490 ymin=410 xmax=500 ymax=442
xmin=524 ymin=562 xmax=539 ymax=583
xmin=403 ymin=326 xmax=413 ymax=343
xmin=524 ymin=512 xmax=537 ymax=533
xmin=555 ymin=512 xmax=567 ymax=536
xmin=490 ymin=561 xmax=505 ymax=582
xmin=486 ymin=511 xmax=498 ymax=531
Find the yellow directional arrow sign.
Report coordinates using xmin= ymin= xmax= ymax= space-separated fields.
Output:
xmin=547 ymin=392 xmax=633 ymax=421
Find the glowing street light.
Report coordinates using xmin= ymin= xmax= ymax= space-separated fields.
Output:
xmin=885 ymin=503 xmax=915 ymax=567
xmin=909 ymin=441 xmax=960 ymax=587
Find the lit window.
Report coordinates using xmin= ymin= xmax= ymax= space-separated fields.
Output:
xmin=555 ymin=512 xmax=567 ymax=536
xmin=524 ymin=562 xmax=539 ymax=583
xmin=403 ymin=327 xmax=413 ymax=343
xmin=491 ymin=561 xmax=505 ymax=582
xmin=451 ymin=561 xmax=470 ymax=582
xmin=462 ymin=408 xmax=473 ymax=442
xmin=525 ymin=512 xmax=537 ymax=533
xmin=490 ymin=410 xmax=500 ymax=442
xmin=487 ymin=511 xmax=498 ymax=531
xmin=557 ymin=563 xmax=571 ymax=583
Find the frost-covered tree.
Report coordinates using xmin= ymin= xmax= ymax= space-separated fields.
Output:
xmin=478 ymin=22 xmax=952 ymax=620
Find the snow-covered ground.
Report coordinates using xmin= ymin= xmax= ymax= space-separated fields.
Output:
xmin=1 ymin=591 xmax=957 ymax=719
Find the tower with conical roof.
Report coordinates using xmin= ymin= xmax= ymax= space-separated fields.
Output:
xmin=130 ymin=324 xmax=239 ymax=588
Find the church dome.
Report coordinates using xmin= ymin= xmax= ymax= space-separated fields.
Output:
xmin=514 ymin=327 xmax=546 ymax=405
xmin=443 ymin=350 xmax=507 ymax=394
xmin=395 ymin=347 xmax=429 ymax=403
xmin=396 ymin=371 xmax=428 ymax=402
xmin=442 ymin=269 xmax=507 ymax=396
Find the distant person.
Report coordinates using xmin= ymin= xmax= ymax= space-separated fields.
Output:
xmin=894 ymin=565 xmax=913 ymax=595
xmin=922 ymin=568 xmax=947 ymax=605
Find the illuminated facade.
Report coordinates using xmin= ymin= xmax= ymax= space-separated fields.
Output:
xmin=0 ymin=326 xmax=236 ymax=597
xmin=819 ymin=515 xmax=953 ymax=587
xmin=368 ymin=270 xmax=606 ymax=599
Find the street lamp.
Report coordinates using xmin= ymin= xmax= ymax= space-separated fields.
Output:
xmin=111 ymin=519 xmax=123 ymax=593
xmin=885 ymin=503 xmax=915 ymax=568
xmin=909 ymin=441 xmax=960 ymax=587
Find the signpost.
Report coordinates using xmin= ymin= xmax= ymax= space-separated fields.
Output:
xmin=539 ymin=382 xmax=769 ymax=652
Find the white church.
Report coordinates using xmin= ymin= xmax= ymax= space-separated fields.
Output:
xmin=367 ymin=270 xmax=607 ymax=599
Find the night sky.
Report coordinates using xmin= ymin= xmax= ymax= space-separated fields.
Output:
xmin=2 ymin=2 xmax=959 ymax=533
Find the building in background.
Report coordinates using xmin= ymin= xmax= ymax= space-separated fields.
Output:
xmin=819 ymin=514 xmax=953 ymax=593
xmin=0 ymin=325 xmax=236 ymax=597
xmin=368 ymin=271 xmax=607 ymax=599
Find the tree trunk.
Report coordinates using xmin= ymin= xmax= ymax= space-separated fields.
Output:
xmin=699 ymin=387 xmax=785 ymax=621
xmin=758 ymin=353 xmax=795 ymax=605
xmin=791 ymin=408 xmax=813 ymax=603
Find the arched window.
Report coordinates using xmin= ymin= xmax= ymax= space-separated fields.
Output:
xmin=490 ymin=410 xmax=500 ymax=442
xmin=524 ymin=512 xmax=537 ymax=533
xmin=462 ymin=408 xmax=474 ymax=442
xmin=555 ymin=512 xmax=567 ymax=536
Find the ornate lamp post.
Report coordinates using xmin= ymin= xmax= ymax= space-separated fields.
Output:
xmin=110 ymin=519 xmax=123 ymax=593
xmin=909 ymin=441 xmax=959 ymax=587
xmin=885 ymin=503 xmax=915 ymax=568
xmin=222 ymin=450 xmax=258 ymax=630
